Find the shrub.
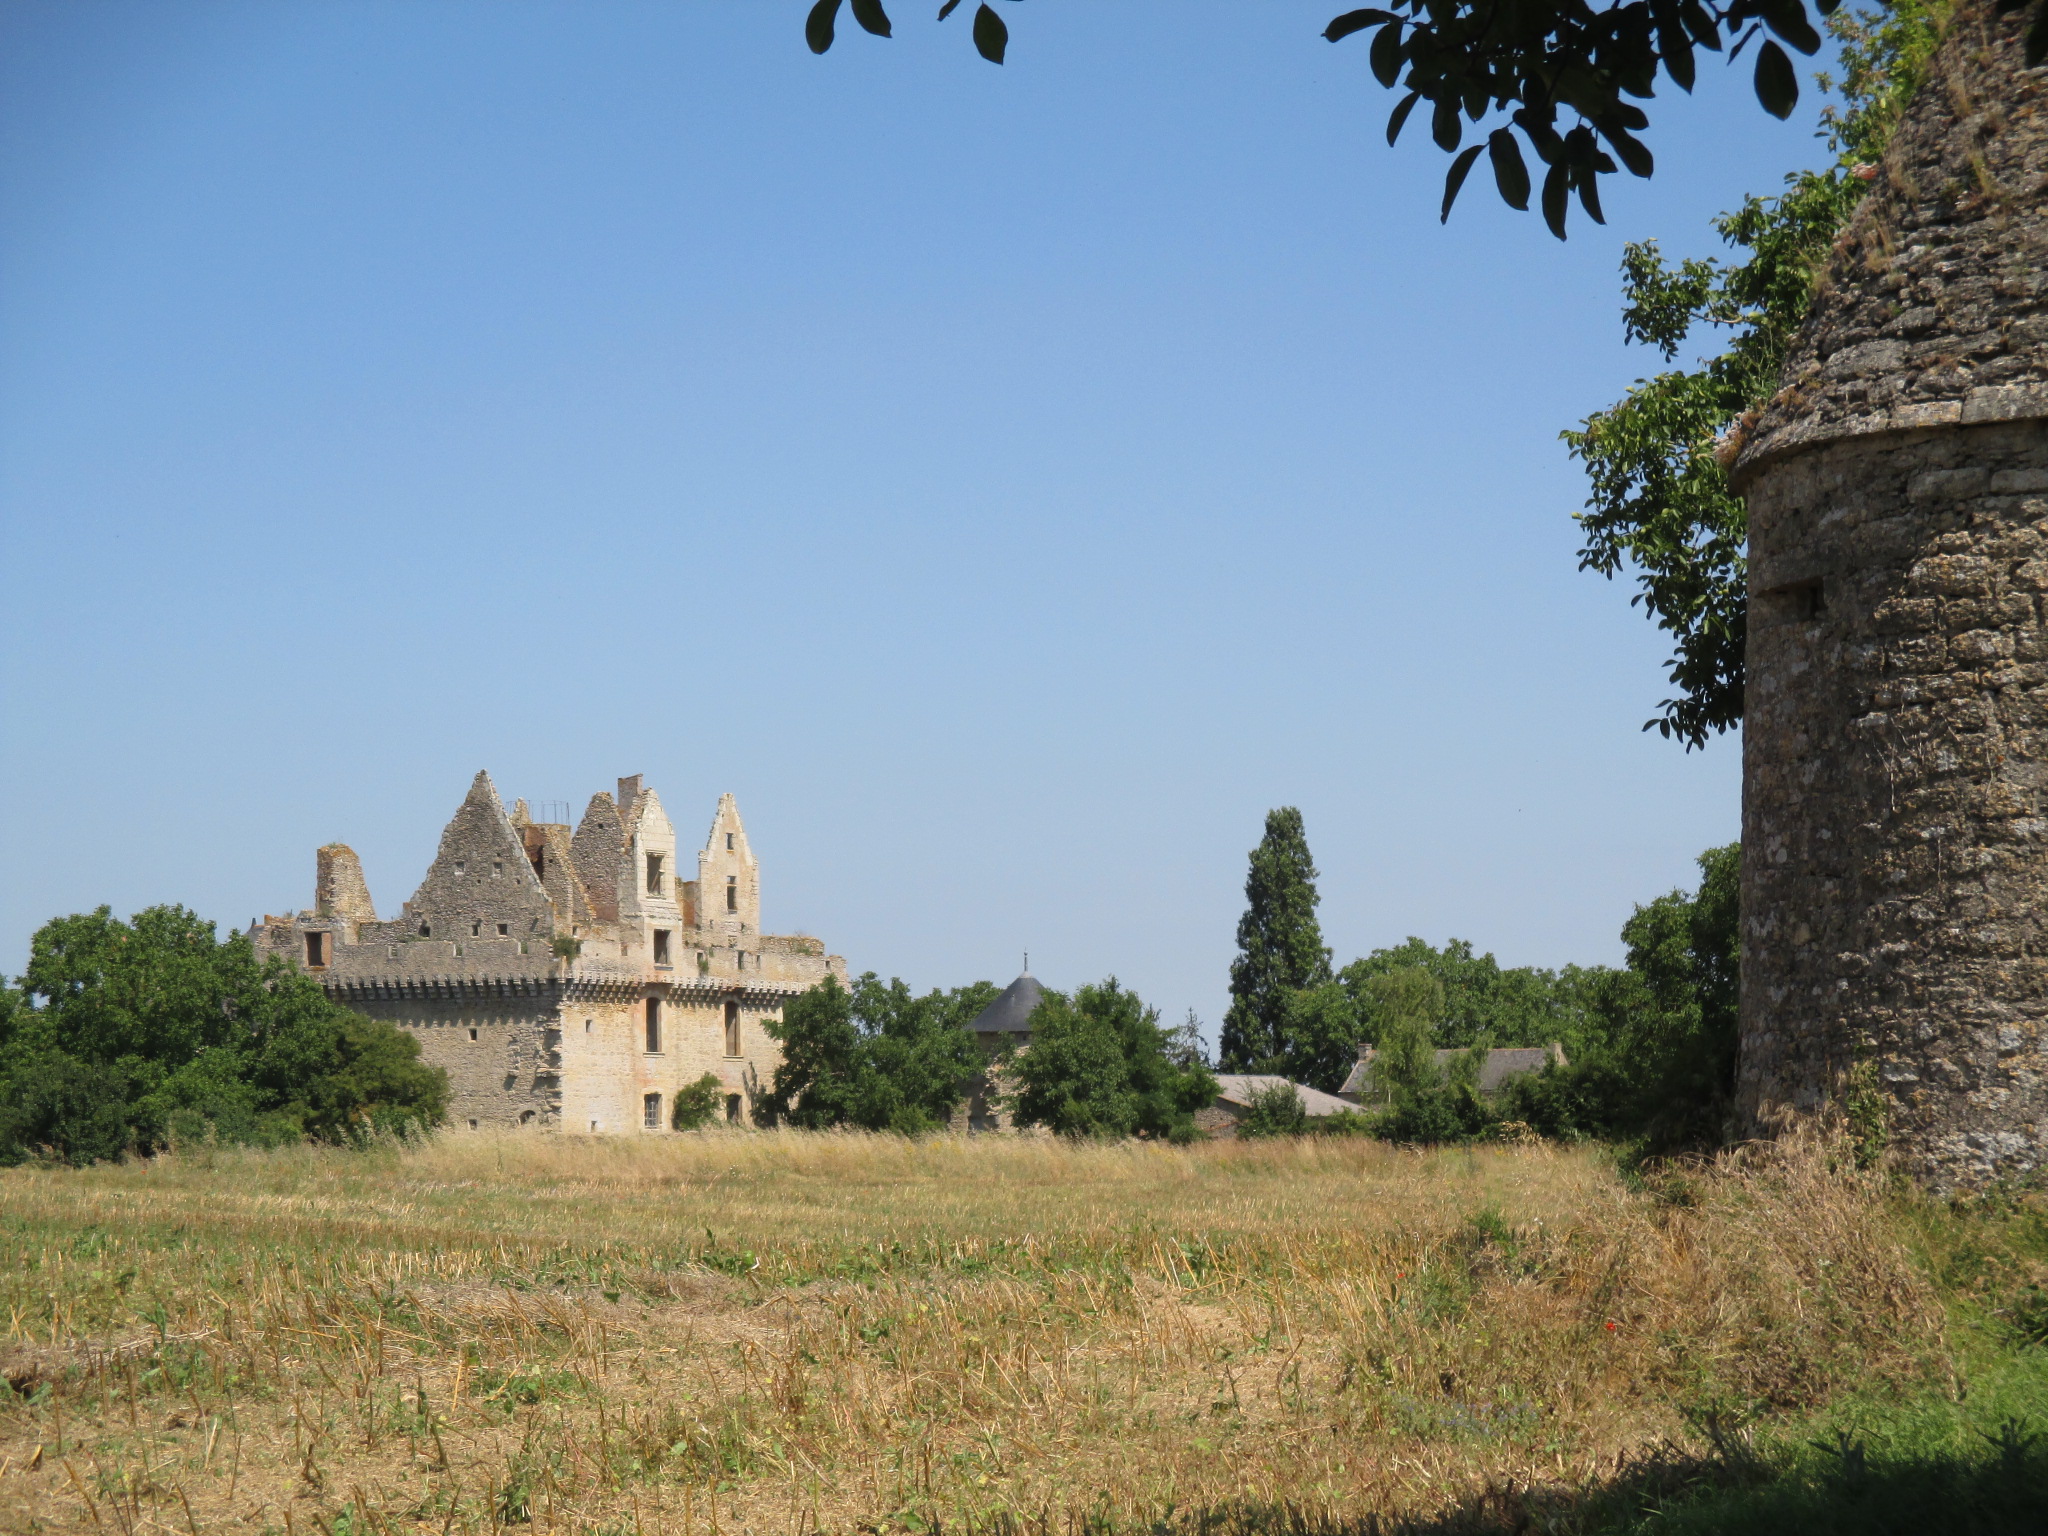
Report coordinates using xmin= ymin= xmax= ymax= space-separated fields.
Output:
xmin=672 ymin=1073 xmax=725 ymax=1130
xmin=1236 ymin=1081 xmax=1309 ymax=1138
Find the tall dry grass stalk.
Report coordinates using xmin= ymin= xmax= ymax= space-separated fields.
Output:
xmin=0 ymin=1131 xmax=1946 ymax=1534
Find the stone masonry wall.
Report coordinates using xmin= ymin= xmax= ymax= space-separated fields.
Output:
xmin=1741 ymin=421 xmax=2048 ymax=1184
xmin=1732 ymin=2 xmax=2048 ymax=1186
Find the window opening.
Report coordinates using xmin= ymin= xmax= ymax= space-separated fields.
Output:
xmin=647 ymin=853 xmax=665 ymax=895
xmin=468 ymin=1027 xmax=479 ymax=1042
xmin=726 ymin=876 xmax=737 ymax=912
xmin=471 ymin=921 xmax=481 ymax=937
xmin=654 ymin=929 xmax=671 ymax=966
xmin=584 ymin=1018 xmax=593 ymax=1034
xmin=454 ymin=860 xmax=466 ymax=875
xmin=644 ymin=1093 xmax=663 ymax=1129
xmin=520 ymin=1110 xmax=535 ymax=1125
xmin=493 ymin=860 xmax=502 ymax=877
xmin=468 ymin=1119 xmax=479 ymax=1130
xmin=419 ymin=922 xmax=431 ymax=938
xmin=726 ymin=832 xmax=734 ymax=850
xmin=304 ymin=932 xmax=329 ymax=967
xmin=645 ymin=998 xmax=663 ymax=1053
xmin=725 ymin=1094 xmax=742 ymax=1124
xmin=724 ymin=1000 xmax=741 ymax=1058
xmin=497 ymin=923 xmax=509 ymax=937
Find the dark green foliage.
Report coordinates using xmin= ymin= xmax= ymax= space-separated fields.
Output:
xmin=1008 ymin=978 xmax=1217 ymax=1141
xmin=1236 ymin=1081 xmax=1309 ymax=1139
xmin=758 ymin=973 xmax=993 ymax=1135
xmin=1221 ymin=808 xmax=1332 ymax=1073
xmin=1503 ymin=843 xmax=1741 ymax=1150
xmin=0 ymin=905 xmax=448 ymax=1165
xmin=1350 ymin=967 xmax=1492 ymax=1143
xmin=1564 ymin=0 xmax=1953 ymax=746
xmin=1340 ymin=936 xmax=1597 ymax=1053
xmin=671 ymin=1072 xmax=726 ymax=1130
xmin=1274 ymin=980 xmax=1360 ymax=1092
xmin=803 ymin=0 xmax=2046 ymax=236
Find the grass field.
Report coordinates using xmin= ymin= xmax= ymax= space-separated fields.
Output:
xmin=2 ymin=1132 xmax=2046 ymax=1535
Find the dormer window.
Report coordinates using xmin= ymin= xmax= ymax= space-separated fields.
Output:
xmin=647 ymin=853 xmax=665 ymax=895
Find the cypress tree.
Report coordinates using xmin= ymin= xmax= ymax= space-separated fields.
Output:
xmin=1220 ymin=807 xmax=1332 ymax=1071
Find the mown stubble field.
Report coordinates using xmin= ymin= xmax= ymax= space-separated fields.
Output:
xmin=0 ymin=1133 xmax=1953 ymax=1535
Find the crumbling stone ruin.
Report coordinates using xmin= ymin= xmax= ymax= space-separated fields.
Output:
xmin=253 ymin=771 xmax=847 ymax=1132
xmin=1731 ymin=2 xmax=2048 ymax=1185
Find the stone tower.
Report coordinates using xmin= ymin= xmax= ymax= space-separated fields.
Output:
xmin=1730 ymin=2 xmax=2048 ymax=1185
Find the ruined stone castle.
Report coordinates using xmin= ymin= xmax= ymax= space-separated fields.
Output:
xmin=252 ymin=771 xmax=846 ymax=1132
xmin=1732 ymin=2 xmax=2048 ymax=1185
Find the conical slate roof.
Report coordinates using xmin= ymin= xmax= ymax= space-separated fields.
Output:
xmin=970 ymin=970 xmax=1045 ymax=1034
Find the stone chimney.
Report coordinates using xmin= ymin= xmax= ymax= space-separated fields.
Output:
xmin=1729 ymin=0 xmax=2048 ymax=1186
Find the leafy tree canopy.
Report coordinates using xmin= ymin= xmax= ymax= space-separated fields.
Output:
xmin=759 ymin=972 xmax=995 ymax=1134
xmin=1564 ymin=0 xmax=1952 ymax=744
xmin=1340 ymin=935 xmax=1608 ymax=1053
xmin=0 ymin=905 xmax=448 ymax=1165
xmin=1008 ymin=978 xmax=1217 ymax=1140
xmin=1221 ymin=807 xmax=1332 ymax=1072
xmin=801 ymin=0 xmax=2045 ymax=237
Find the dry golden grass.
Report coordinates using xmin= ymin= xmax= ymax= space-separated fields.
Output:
xmin=0 ymin=1132 xmax=1948 ymax=1535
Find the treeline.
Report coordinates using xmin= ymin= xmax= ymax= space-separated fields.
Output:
xmin=0 ymin=906 xmax=448 ymax=1165
xmin=1220 ymin=808 xmax=1739 ymax=1151
xmin=760 ymin=973 xmax=1215 ymax=1141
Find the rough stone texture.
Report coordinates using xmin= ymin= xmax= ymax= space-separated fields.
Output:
xmin=1732 ymin=3 xmax=2048 ymax=1186
xmin=314 ymin=845 xmax=376 ymax=929
xmin=252 ymin=771 xmax=848 ymax=1134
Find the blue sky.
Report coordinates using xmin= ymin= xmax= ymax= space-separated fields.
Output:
xmin=1 ymin=1 xmax=1823 ymax=1037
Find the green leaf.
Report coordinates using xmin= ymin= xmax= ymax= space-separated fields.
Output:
xmin=1439 ymin=144 xmax=1483 ymax=223
xmin=850 ymin=0 xmax=893 ymax=38
xmin=1753 ymin=39 xmax=1798 ymax=117
xmin=1368 ymin=22 xmax=1404 ymax=87
xmin=972 ymin=2 xmax=1007 ymax=63
xmin=806 ymin=0 xmax=843 ymax=54
xmin=1575 ymin=165 xmax=1607 ymax=225
xmin=937 ymin=0 xmax=962 ymax=16
xmin=1608 ymin=127 xmax=1654 ymax=179
xmin=1385 ymin=91 xmax=1421 ymax=146
xmin=1431 ymin=96 xmax=1462 ymax=151
xmin=1759 ymin=0 xmax=1822 ymax=54
xmin=1487 ymin=129 xmax=1530 ymax=210
xmin=1323 ymin=8 xmax=1395 ymax=42
xmin=1541 ymin=161 xmax=1570 ymax=240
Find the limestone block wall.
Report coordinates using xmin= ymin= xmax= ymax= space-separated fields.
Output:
xmin=344 ymin=992 xmax=564 ymax=1130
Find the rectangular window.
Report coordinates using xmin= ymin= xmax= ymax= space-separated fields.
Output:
xmin=724 ymin=1000 xmax=741 ymax=1058
xmin=647 ymin=853 xmax=665 ymax=895
xmin=725 ymin=1094 xmax=742 ymax=1124
xmin=304 ymin=932 xmax=329 ymax=967
xmin=726 ymin=876 xmax=737 ymax=912
xmin=644 ymin=1093 xmax=662 ymax=1130
xmin=497 ymin=923 xmax=509 ymax=937
xmin=653 ymin=929 xmax=671 ymax=966
xmin=468 ymin=1027 xmax=479 ymax=1042
xmin=454 ymin=860 xmax=466 ymax=875
xmin=726 ymin=832 xmax=734 ymax=850
xmin=645 ymin=998 xmax=662 ymax=1053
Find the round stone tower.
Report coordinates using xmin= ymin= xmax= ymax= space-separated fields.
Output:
xmin=1729 ymin=2 xmax=2048 ymax=1185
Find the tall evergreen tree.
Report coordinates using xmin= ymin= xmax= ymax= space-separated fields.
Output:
xmin=1220 ymin=808 xmax=1332 ymax=1071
